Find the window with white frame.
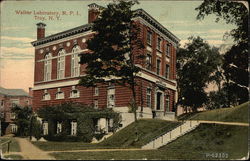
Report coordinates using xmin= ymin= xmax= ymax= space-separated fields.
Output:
xmin=147 ymin=31 xmax=152 ymax=45
xmin=165 ymin=64 xmax=170 ymax=79
xmin=156 ymin=59 xmax=161 ymax=75
xmin=43 ymin=89 xmax=51 ymax=100
xmin=57 ymin=49 xmax=65 ymax=79
xmin=10 ymin=124 xmax=18 ymax=133
xmin=43 ymin=121 xmax=48 ymax=135
xmin=94 ymin=87 xmax=99 ymax=96
xmin=56 ymin=88 xmax=64 ymax=99
xmin=107 ymin=86 xmax=115 ymax=108
xmin=146 ymin=53 xmax=152 ymax=70
xmin=166 ymin=43 xmax=171 ymax=56
xmin=70 ymin=86 xmax=80 ymax=98
xmin=71 ymin=121 xmax=77 ymax=135
xmin=11 ymin=99 xmax=19 ymax=107
xmin=44 ymin=53 xmax=52 ymax=81
xmin=71 ymin=45 xmax=80 ymax=77
xmin=166 ymin=95 xmax=170 ymax=112
xmin=146 ymin=88 xmax=151 ymax=108
xmin=57 ymin=122 xmax=62 ymax=134
xmin=157 ymin=37 xmax=162 ymax=51
xmin=94 ymin=100 xmax=98 ymax=109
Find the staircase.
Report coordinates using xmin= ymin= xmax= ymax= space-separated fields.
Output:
xmin=142 ymin=120 xmax=200 ymax=149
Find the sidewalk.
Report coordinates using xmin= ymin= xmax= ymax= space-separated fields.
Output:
xmin=15 ymin=138 xmax=55 ymax=160
xmin=191 ymin=120 xmax=249 ymax=126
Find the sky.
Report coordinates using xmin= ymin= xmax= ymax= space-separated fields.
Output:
xmin=0 ymin=0 xmax=236 ymax=92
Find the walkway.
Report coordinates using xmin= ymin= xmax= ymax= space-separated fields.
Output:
xmin=191 ymin=120 xmax=249 ymax=126
xmin=15 ymin=138 xmax=55 ymax=160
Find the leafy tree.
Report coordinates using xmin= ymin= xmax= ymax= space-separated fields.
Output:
xmin=195 ymin=0 xmax=248 ymax=105
xmin=11 ymin=105 xmax=32 ymax=136
xmin=79 ymin=0 xmax=144 ymax=122
xmin=177 ymin=36 xmax=222 ymax=111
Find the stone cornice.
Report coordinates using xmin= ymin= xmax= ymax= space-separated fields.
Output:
xmin=31 ymin=8 xmax=180 ymax=47
xmin=134 ymin=9 xmax=180 ymax=44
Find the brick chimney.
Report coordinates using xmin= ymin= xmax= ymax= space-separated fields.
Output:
xmin=88 ymin=3 xmax=104 ymax=23
xmin=36 ymin=22 xmax=46 ymax=40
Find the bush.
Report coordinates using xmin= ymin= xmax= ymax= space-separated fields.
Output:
xmin=31 ymin=117 xmax=42 ymax=140
xmin=37 ymin=102 xmax=121 ymax=142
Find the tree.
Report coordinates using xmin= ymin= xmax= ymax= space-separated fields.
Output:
xmin=79 ymin=0 xmax=144 ymax=122
xmin=11 ymin=105 xmax=32 ymax=136
xmin=195 ymin=0 xmax=248 ymax=105
xmin=177 ymin=36 xmax=222 ymax=111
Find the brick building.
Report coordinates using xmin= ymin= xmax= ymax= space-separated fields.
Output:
xmin=31 ymin=3 xmax=180 ymax=129
xmin=0 ymin=87 xmax=32 ymax=135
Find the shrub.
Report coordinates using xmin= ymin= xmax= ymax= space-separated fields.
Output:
xmin=37 ymin=102 xmax=121 ymax=142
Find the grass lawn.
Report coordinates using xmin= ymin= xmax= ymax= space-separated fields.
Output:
xmin=3 ymin=154 xmax=23 ymax=160
xmin=51 ymin=124 xmax=248 ymax=160
xmin=32 ymin=119 xmax=180 ymax=151
xmin=188 ymin=102 xmax=249 ymax=123
xmin=0 ymin=137 xmax=21 ymax=153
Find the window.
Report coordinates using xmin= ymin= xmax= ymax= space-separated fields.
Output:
xmin=43 ymin=121 xmax=48 ymax=135
xmin=71 ymin=45 xmax=80 ymax=77
xmin=165 ymin=64 xmax=170 ymax=79
xmin=71 ymin=121 xmax=77 ymax=135
xmin=157 ymin=37 xmax=162 ymax=51
xmin=57 ymin=122 xmax=62 ymax=134
xmin=1 ymin=100 xmax=4 ymax=107
xmin=10 ymin=124 xmax=18 ymax=133
xmin=94 ymin=87 xmax=99 ymax=96
xmin=107 ymin=86 xmax=115 ymax=108
xmin=11 ymin=99 xmax=19 ymax=107
xmin=94 ymin=100 xmax=98 ymax=109
xmin=57 ymin=49 xmax=65 ymax=79
xmin=10 ymin=113 xmax=16 ymax=119
xmin=147 ymin=31 xmax=152 ymax=45
xmin=146 ymin=88 xmax=151 ymax=108
xmin=166 ymin=43 xmax=171 ymax=56
xmin=44 ymin=53 xmax=52 ymax=81
xmin=156 ymin=59 xmax=161 ymax=75
xmin=70 ymin=86 xmax=80 ymax=98
xmin=166 ymin=95 xmax=170 ymax=112
xmin=146 ymin=53 xmax=152 ymax=70
xmin=56 ymin=88 xmax=64 ymax=99
xmin=43 ymin=89 xmax=50 ymax=100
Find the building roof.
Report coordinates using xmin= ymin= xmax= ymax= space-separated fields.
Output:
xmin=0 ymin=87 xmax=29 ymax=97
xmin=31 ymin=7 xmax=180 ymax=47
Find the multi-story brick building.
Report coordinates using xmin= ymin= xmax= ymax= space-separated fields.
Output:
xmin=0 ymin=87 xmax=32 ymax=135
xmin=31 ymin=3 xmax=180 ymax=129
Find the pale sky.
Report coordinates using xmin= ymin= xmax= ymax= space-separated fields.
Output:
xmin=0 ymin=0 xmax=235 ymax=92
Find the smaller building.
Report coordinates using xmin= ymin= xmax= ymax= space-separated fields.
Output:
xmin=0 ymin=87 xmax=32 ymax=135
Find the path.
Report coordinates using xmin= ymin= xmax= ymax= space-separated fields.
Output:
xmin=191 ymin=120 xmax=249 ymax=126
xmin=46 ymin=148 xmax=153 ymax=153
xmin=15 ymin=137 xmax=55 ymax=160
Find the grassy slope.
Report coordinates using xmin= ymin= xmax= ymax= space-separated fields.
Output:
xmin=51 ymin=124 xmax=248 ymax=160
xmin=32 ymin=119 xmax=180 ymax=151
xmin=100 ymin=119 xmax=181 ymax=148
xmin=186 ymin=102 xmax=249 ymax=123
xmin=0 ymin=137 xmax=21 ymax=153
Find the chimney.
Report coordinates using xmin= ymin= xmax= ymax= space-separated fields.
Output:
xmin=88 ymin=3 xmax=104 ymax=23
xmin=36 ymin=22 xmax=46 ymax=40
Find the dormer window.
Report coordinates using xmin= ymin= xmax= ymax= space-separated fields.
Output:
xmin=70 ymin=86 xmax=80 ymax=98
xmin=56 ymin=88 xmax=64 ymax=99
xmin=43 ymin=89 xmax=51 ymax=100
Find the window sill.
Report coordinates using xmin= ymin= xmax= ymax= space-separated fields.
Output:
xmin=42 ymin=99 xmax=51 ymax=101
xmin=69 ymin=96 xmax=80 ymax=99
xmin=56 ymin=98 xmax=64 ymax=100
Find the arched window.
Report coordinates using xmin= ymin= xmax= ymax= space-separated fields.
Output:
xmin=57 ymin=49 xmax=65 ymax=79
xmin=44 ymin=53 xmax=52 ymax=81
xmin=71 ymin=45 xmax=80 ymax=77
